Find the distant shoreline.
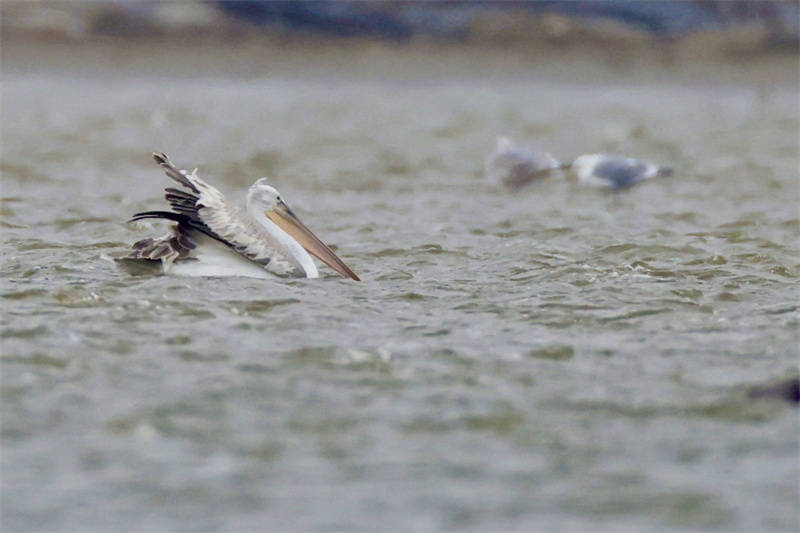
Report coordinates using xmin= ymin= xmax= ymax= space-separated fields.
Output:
xmin=3 ymin=0 xmax=798 ymax=86
xmin=3 ymin=0 xmax=798 ymax=50
xmin=2 ymin=37 xmax=797 ymax=89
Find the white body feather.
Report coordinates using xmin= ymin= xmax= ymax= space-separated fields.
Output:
xmin=166 ymin=233 xmax=276 ymax=279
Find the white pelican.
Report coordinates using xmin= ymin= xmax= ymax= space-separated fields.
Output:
xmin=566 ymin=154 xmax=673 ymax=190
xmin=121 ymin=153 xmax=360 ymax=280
xmin=485 ymin=137 xmax=564 ymax=190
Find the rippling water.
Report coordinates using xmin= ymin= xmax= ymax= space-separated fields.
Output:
xmin=2 ymin=57 xmax=798 ymax=531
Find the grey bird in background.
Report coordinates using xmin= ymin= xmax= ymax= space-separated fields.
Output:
xmin=565 ymin=154 xmax=673 ymax=190
xmin=484 ymin=137 xmax=564 ymax=190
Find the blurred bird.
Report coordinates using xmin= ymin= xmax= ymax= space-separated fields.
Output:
xmin=484 ymin=137 xmax=564 ymax=189
xmin=565 ymin=154 xmax=673 ymax=190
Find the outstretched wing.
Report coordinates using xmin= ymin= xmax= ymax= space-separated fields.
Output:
xmin=145 ymin=153 xmax=301 ymax=276
xmin=152 ymin=152 xmax=231 ymax=239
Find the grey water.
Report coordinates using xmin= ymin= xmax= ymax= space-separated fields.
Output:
xmin=2 ymin=66 xmax=798 ymax=531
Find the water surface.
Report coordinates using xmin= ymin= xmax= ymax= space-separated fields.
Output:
xmin=2 ymin=58 xmax=798 ymax=531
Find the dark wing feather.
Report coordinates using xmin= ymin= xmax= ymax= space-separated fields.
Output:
xmin=164 ymin=187 xmax=199 ymax=211
xmin=128 ymin=210 xmax=221 ymax=243
xmin=153 ymin=152 xmax=199 ymax=193
xmin=125 ymin=220 xmax=198 ymax=266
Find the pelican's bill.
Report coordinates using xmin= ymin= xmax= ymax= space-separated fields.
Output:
xmin=266 ymin=203 xmax=360 ymax=281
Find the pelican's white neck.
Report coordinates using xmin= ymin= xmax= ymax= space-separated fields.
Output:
xmin=246 ymin=199 xmax=318 ymax=279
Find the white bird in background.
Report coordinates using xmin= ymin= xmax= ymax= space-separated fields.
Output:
xmin=484 ymin=137 xmax=565 ymax=189
xmin=566 ymin=154 xmax=673 ymax=190
xmin=120 ymin=153 xmax=360 ymax=280
xmin=485 ymin=137 xmax=673 ymax=191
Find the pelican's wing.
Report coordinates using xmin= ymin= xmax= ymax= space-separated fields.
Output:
xmin=126 ymin=221 xmax=197 ymax=266
xmin=148 ymin=153 xmax=302 ymax=276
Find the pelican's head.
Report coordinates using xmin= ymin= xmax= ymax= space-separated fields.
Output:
xmin=247 ymin=178 xmax=360 ymax=281
xmin=247 ymin=178 xmax=283 ymax=210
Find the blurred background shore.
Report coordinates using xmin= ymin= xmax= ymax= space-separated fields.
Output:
xmin=3 ymin=0 xmax=798 ymax=85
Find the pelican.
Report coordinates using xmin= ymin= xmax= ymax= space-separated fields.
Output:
xmin=485 ymin=137 xmax=564 ymax=190
xmin=566 ymin=154 xmax=673 ymax=190
xmin=120 ymin=153 xmax=360 ymax=280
